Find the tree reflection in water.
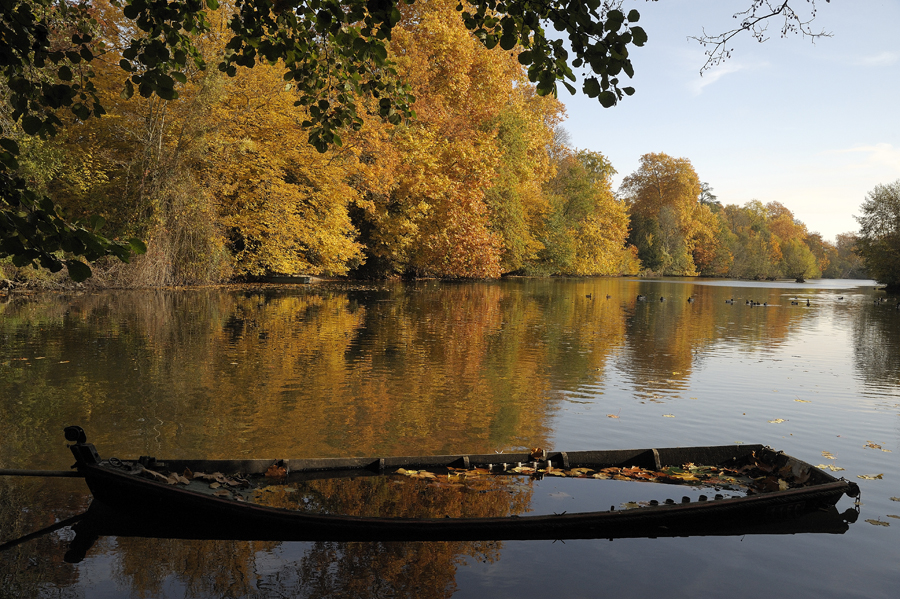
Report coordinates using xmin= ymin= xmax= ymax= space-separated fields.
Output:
xmin=105 ymin=471 xmax=531 ymax=598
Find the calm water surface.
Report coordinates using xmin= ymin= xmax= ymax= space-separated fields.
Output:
xmin=2 ymin=278 xmax=899 ymax=598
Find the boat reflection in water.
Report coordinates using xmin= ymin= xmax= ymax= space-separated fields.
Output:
xmin=63 ymin=500 xmax=859 ymax=564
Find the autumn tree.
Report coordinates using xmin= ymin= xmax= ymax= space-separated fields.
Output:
xmin=823 ymin=232 xmax=866 ymax=279
xmin=620 ymin=152 xmax=709 ymax=275
xmin=538 ymin=149 xmax=634 ymax=275
xmin=855 ymin=180 xmax=900 ymax=290
xmin=1 ymin=0 xmax=654 ymax=279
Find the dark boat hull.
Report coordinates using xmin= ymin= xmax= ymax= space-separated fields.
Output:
xmin=71 ymin=442 xmax=859 ymax=542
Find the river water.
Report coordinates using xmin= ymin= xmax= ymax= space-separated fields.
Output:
xmin=1 ymin=278 xmax=898 ymax=598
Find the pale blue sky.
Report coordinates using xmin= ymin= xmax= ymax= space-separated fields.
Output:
xmin=558 ymin=0 xmax=900 ymax=242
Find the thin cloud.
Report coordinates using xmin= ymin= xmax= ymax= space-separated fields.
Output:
xmin=688 ymin=61 xmax=767 ymax=95
xmin=855 ymin=52 xmax=900 ymax=67
xmin=827 ymin=144 xmax=900 ymax=174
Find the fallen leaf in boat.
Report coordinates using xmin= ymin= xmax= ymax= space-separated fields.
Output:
xmin=768 ymin=418 xmax=786 ymax=423
xmin=545 ymin=470 xmax=566 ymax=477
xmin=213 ymin=489 xmax=231 ymax=498
xmin=592 ymin=473 xmax=611 ymax=479
xmin=858 ymin=474 xmax=884 ymax=480
xmin=621 ymin=502 xmax=641 ymax=509
xmin=621 ymin=466 xmax=641 ymax=475
xmin=815 ymin=464 xmax=845 ymax=472
xmin=265 ymin=464 xmax=287 ymax=479
xmin=469 ymin=468 xmax=491 ymax=475
xmin=569 ymin=468 xmax=594 ymax=476
xmin=396 ymin=468 xmax=412 ymax=475
xmin=183 ymin=467 xmax=193 ymax=480
xmin=173 ymin=474 xmax=190 ymax=485
xmin=663 ymin=414 xmax=675 ymax=418
xmin=530 ymin=447 xmax=544 ymax=460
xmin=666 ymin=472 xmax=700 ymax=482
xmin=865 ymin=519 xmax=890 ymax=527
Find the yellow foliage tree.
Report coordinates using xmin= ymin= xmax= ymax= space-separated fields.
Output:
xmin=348 ymin=0 xmax=561 ymax=278
xmin=620 ymin=152 xmax=707 ymax=275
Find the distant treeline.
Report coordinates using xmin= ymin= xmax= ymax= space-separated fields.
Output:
xmin=0 ymin=1 xmax=864 ymax=286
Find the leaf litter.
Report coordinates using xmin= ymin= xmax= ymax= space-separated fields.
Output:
xmin=120 ymin=450 xmax=828 ymax=513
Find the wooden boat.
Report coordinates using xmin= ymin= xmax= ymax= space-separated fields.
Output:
xmin=65 ymin=426 xmax=860 ymax=542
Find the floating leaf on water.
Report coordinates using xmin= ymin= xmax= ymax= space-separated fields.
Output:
xmin=768 ymin=418 xmax=786 ymax=423
xmin=890 ymin=497 xmax=900 ymax=502
xmin=607 ymin=414 xmax=619 ymax=418
xmin=662 ymin=414 xmax=675 ymax=418
xmin=815 ymin=464 xmax=845 ymax=472
xmin=822 ymin=451 xmax=836 ymax=460
xmin=887 ymin=515 xmax=900 ymax=520
xmin=865 ymin=519 xmax=890 ymax=527
xmin=794 ymin=399 xmax=811 ymax=403
xmin=858 ymin=474 xmax=884 ymax=480
xmin=864 ymin=441 xmax=883 ymax=450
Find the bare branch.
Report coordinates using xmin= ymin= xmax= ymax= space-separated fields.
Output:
xmin=689 ymin=0 xmax=833 ymax=73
